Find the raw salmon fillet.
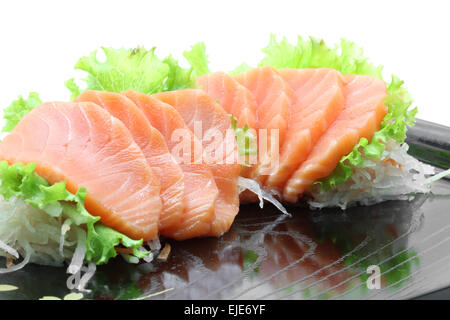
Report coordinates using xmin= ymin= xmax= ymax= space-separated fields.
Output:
xmin=234 ymin=66 xmax=294 ymax=178
xmin=75 ymin=91 xmax=185 ymax=232
xmin=0 ymin=102 xmax=162 ymax=240
xmin=197 ymin=71 xmax=259 ymax=204
xmin=196 ymin=71 xmax=257 ymax=130
xmin=153 ymin=89 xmax=240 ymax=237
xmin=283 ymin=74 xmax=388 ymax=202
xmin=122 ymin=90 xmax=219 ymax=240
xmin=265 ymin=68 xmax=346 ymax=192
xmin=196 ymin=71 xmax=258 ymax=176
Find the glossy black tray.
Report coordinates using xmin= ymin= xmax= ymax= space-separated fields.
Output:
xmin=1 ymin=119 xmax=449 ymax=300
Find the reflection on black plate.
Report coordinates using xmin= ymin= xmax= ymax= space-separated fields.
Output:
xmin=1 ymin=119 xmax=449 ymax=300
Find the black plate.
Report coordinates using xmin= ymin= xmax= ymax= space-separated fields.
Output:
xmin=1 ymin=119 xmax=449 ymax=300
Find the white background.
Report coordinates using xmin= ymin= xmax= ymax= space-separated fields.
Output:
xmin=1 ymin=0 xmax=449 ymax=126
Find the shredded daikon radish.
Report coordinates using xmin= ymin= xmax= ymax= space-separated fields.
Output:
xmin=0 ymin=247 xmax=31 ymax=274
xmin=0 ymin=196 xmax=79 ymax=267
xmin=424 ymin=168 xmax=450 ymax=184
xmin=0 ymin=239 xmax=19 ymax=259
xmin=147 ymin=238 xmax=161 ymax=251
xmin=0 ymin=196 xmax=96 ymax=290
xmin=67 ymin=229 xmax=87 ymax=275
xmin=143 ymin=252 xmax=154 ymax=263
xmin=238 ymin=177 xmax=290 ymax=216
xmin=238 ymin=177 xmax=264 ymax=207
xmin=120 ymin=253 xmax=140 ymax=264
xmin=59 ymin=220 xmax=72 ymax=257
xmin=308 ymin=141 xmax=436 ymax=210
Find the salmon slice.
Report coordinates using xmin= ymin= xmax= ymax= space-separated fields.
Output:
xmin=197 ymin=71 xmax=259 ymax=203
xmin=283 ymin=74 xmax=388 ymax=203
xmin=122 ymin=90 xmax=219 ymax=240
xmin=0 ymin=102 xmax=161 ymax=240
xmin=265 ymin=68 xmax=346 ymax=192
xmin=234 ymin=66 xmax=294 ymax=178
xmin=75 ymin=91 xmax=185 ymax=232
xmin=196 ymin=71 xmax=257 ymax=130
xmin=153 ymin=89 xmax=240 ymax=237
xmin=196 ymin=71 xmax=258 ymax=176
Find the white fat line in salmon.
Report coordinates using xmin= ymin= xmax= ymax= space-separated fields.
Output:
xmin=169 ymin=121 xmax=280 ymax=168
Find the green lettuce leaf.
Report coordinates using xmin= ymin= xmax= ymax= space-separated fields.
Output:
xmin=86 ymin=223 xmax=147 ymax=265
xmin=65 ymin=78 xmax=81 ymax=101
xmin=182 ymin=42 xmax=210 ymax=77
xmin=258 ymin=35 xmax=383 ymax=77
xmin=257 ymin=35 xmax=416 ymax=191
xmin=0 ymin=161 xmax=149 ymax=265
xmin=161 ymin=43 xmax=209 ymax=91
xmin=66 ymin=47 xmax=170 ymax=99
xmin=162 ymin=55 xmax=195 ymax=91
xmin=66 ymin=43 xmax=210 ymax=99
xmin=2 ymin=92 xmax=42 ymax=132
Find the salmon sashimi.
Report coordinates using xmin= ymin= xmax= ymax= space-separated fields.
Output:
xmin=122 ymin=90 xmax=219 ymax=240
xmin=75 ymin=91 xmax=185 ymax=232
xmin=0 ymin=102 xmax=162 ymax=240
xmin=153 ymin=89 xmax=240 ymax=237
xmin=196 ymin=71 xmax=258 ymax=177
xmin=234 ymin=66 xmax=294 ymax=179
xmin=196 ymin=71 xmax=257 ymax=130
xmin=265 ymin=68 xmax=346 ymax=192
xmin=283 ymin=74 xmax=388 ymax=202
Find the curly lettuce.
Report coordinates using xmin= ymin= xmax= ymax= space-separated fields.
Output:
xmin=162 ymin=55 xmax=195 ymax=91
xmin=65 ymin=47 xmax=169 ymax=99
xmin=0 ymin=161 xmax=148 ymax=265
xmin=258 ymin=35 xmax=383 ymax=77
xmin=66 ymin=42 xmax=210 ymax=99
xmin=257 ymin=35 xmax=417 ymax=191
xmin=2 ymin=92 xmax=42 ymax=133
xmin=182 ymin=42 xmax=210 ymax=77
